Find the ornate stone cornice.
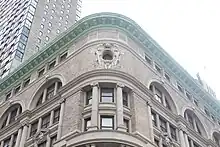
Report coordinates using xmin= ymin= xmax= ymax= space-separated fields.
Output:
xmin=0 ymin=12 xmax=219 ymax=118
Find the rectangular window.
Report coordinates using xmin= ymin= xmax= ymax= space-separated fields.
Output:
xmin=60 ymin=52 xmax=67 ymax=62
xmin=194 ymin=99 xmax=199 ymax=106
xmin=151 ymin=112 xmax=157 ymax=126
xmin=144 ymin=55 xmax=152 ymax=65
xmin=177 ymin=83 xmax=184 ymax=93
xmin=5 ymin=91 xmax=11 ymax=100
xmin=41 ymin=114 xmax=50 ymax=129
xmin=84 ymin=117 xmax=91 ymax=131
xmin=123 ymin=119 xmax=129 ymax=132
xmin=155 ymin=64 xmax=162 ymax=74
xmin=50 ymin=135 xmax=57 ymax=147
xmin=23 ymin=77 xmax=30 ymax=88
xmin=15 ymin=51 xmax=24 ymax=61
xmin=86 ymin=90 xmax=92 ymax=105
xmin=122 ymin=91 xmax=128 ymax=107
xmin=48 ymin=60 xmax=56 ymax=70
xmin=159 ymin=118 xmax=167 ymax=132
xmin=38 ymin=68 xmax=45 ymax=77
xmin=186 ymin=92 xmax=191 ymax=100
xmin=30 ymin=121 xmax=38 ymax=137
xmin=14 ymin=85 xmax=21 ymax=94
xmin=164 ymin=72 xmax=170 ymax=82
xmin=100 ymin=88 xmax=114 ymax=103
xmin=100 ymin=116 xmax=114 ymax=130
xmin=170 ymin=125 xmax=177 ymax=141
xmin=20 ymin=34 xmax=28 ymax=43
xmin=53 ymin=108 xmax=60 ymax=124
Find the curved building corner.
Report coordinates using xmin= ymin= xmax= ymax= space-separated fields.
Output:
xmin=0 ymin=12 xmax=220 ymax=147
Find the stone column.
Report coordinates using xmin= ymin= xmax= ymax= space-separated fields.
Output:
xmin=88 ymin=83 xmax=99 ymax=131
xmin=190 ymin=139 xmax=194 ymax=147
xmin=37 ymin=118 xmax=42 ymax=131
xmin=9 ymin=134 xmax=14 ymax=147
xmin=42 ymin=89 xmax=47 ymax=103
xmin=162 ymin=93 xmax=166 ymax=106
xmin=16 ymin=106 xmax=21 ymax=117
xmin=15 ymin=128 xmax=22 ymax=147
xmin=166 ymin=121 xmax=171 ymax=137
xmin=54 ymin=82 xmax=58 ymax=95
xmin=184 ymin=133 xmax=190 ymax=147
xmin=156 ymin=114 xmax=160 ymax=129
xmin=185 ymin=113 xmax=189 ymax=122
xmin=116 ymin=83 xmax=126 ymax=132
xmin=6 ymin=112 xmax=11 ymax=126
xmin=49 ymin=110 xmax=54 ymax=126
xmin=46 ymin=135 xmax=51 ymax=147
xmin=179 ymin=128 xmax=186 ymax=147
xmin=19 ymin=124 xmax=28 ymax=147
xmin=147 ymin=101 xmax=154 ymax=141
xmin=57 ymin=98 xmax=65 ymax=139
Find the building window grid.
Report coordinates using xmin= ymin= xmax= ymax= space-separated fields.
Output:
xmin=30 ymin=121 xmax=38 ymax=137
xmin=41 ymin=114 xmax=50 ymax=129
xmin=86 ymin=90 xmax=92 ymax=105
xmin=122 ymin=91 xmax=128 ymax=107
xmin=100 ymin=88 xmax=114 ymax=103
xmin=100 ymin=116 xmax=114 ymax=130
xmin=170 ymin=125 xmax=177 ymax=141
xmin=84 ymin=117 xmax=91 ymax=131
xmin=53 ymin=108 xmax=60 ymax=124
xmin=159 ymin=117 xmax=167 ymax=133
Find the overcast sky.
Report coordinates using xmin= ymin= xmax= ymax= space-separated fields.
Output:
xmin=81 ymin=0 xmax=220 ymax=99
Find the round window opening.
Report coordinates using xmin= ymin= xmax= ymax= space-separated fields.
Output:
xmin=102 ymin=50 xmax=113 ymax=60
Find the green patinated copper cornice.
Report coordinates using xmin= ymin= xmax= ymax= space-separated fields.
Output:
xmin=0 ymin=12 xmax=219 ymax=117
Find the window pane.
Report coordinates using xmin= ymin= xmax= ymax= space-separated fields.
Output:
xmin=101 ymin=116 xmax=114 ymax=130
xmin=101 ymin=88 xmax=114 ymax=102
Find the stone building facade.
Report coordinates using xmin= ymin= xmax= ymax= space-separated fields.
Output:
xmin=0 ymin=13 xmax=220 ymax=147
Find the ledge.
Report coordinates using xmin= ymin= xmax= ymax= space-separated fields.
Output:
xmin=56 ymin=130 xmax=154 ymax=147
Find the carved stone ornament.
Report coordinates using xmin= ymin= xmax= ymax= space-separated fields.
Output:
xmin=162 ymin=133 xmax=175 ymax=147
xmin=34 ymin=129 xmax=49 ymax=144
xmin=94 ymin=43 xmax=123 ymax=69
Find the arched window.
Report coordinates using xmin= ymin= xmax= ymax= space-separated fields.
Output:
xmin=149 ymin=82 xmax=177 ymax=113
xmin=34 ymin=79 xmax=62 ymax=108
xmin=184 ymin=109 xmax=207 ymax=137
xmin=213 ymin=132 xmax=220 ymax=146
xmin=0 ymin=104 xmax=22 ymax=129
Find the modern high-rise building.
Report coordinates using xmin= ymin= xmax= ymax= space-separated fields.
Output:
xmin=0 ymin=12 xmax=220 ymax=147
xmin=0 ymin=0 xmax=82 ymax=78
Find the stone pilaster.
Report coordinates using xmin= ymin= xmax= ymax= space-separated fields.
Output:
xmin=88 ymin=83 xmax=99 ymax=131
xmin=184 ymin=132 xmax=190 ymax=147
xmin=57 ymin=98 xmax=65 ymax=139
xmin=19 ymin=123 xmax=28 ymax=147
xmin=15 ymin=128 xmax=22 ymax=147
xmin=116 ymin=83 xmax=126 ymax=132
xmin=147 ymin=101 xmax=154 ymax=141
